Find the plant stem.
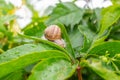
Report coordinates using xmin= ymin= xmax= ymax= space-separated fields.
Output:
xmin=77 ymin=66 xmax=82 ymax=80
xmin=57 ymin=23 xmax=76 ymax=63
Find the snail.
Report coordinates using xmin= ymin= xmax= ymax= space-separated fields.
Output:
xmin=44 ymin=25 xmax=66 ymax=48
xmin=53 ymin=39 xmax=66 ymax=48
xmin=44 ymin=25 xmax=61 ymax=41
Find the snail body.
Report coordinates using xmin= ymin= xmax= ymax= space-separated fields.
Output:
xmin=53 ymin=39 xmax=66 ymax=48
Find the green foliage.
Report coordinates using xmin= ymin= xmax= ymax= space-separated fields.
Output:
xmin=69 ymin=28 xmax=83 ymax=52
xmin=88 ymin=41 xmax=120 ymax=71
xmin=23 ymin=22 xmax=46 ymax=37
xmin=100 ymin=5 xmax=120 ymax=34
xmin=0 ymin=0 xmax=120 ymax=80
xmin=78 ymin=25 xmax=96 ymax=52
xmin=57 ymin=23 xmax=75 ymax=61
xmin=89 ymin=41 xmax=120 ymax=57
xmin=87 ymin=59 xmax=120 ymax=80
xmin=46 ymin=2 xmax=85 ymax=29
xmin=28 ymin=58 xmax=77 ymax=80
xmin=111 ymin=0 xmax=120 ymax=4
xmin=0 ymin=70 xmax=25 ymax=80
xmin=0 ymin=44 xmax=70 ymax=78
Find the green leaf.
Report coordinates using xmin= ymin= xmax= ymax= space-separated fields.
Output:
xmin=46 ymin=2 xmax=84 ymax=27
xmin=113 ymin=54 xmax=120 ymax=70
xmin=78 ymin=25 xmax=96 ymax=53
xmin=28 ymin=58 xmax=77 ymax=80
xmin=0 ymin=15 xmax=16 ymax=23
xmin=18 ymin=34 xmax=67 ymax=53
xmin=57 ymin=23 xmax=75 ymax=61
xmin=90 ymin=28 xmax=111 ymax=49
xmin=94 ymin=8 xmax=102 ymax=31
xmin=109 ymin=22 xmax=120 ymax=40
xmin=0 ymin=70 xmax=25 ymax=80
xmin=0 ymin=32 xmax=4 ymax=38
xmin=69 ymin=29 xmax=83 ymax=49
xmin=111 ymin=0 xmax=120 ymax=5
xmin=23 ymin=22 xmax=46 ymax=37
xmin=0 ymin=24 xmax=6 ymax=33
xmin=0 ymin=44 xmax=70 ymax=78
xmin=87 ymin=59 xmax=120 ymax=80
xmin=79 ymin=25 xmax=96 ymax=43
xmin=0 ymin=15 xmax=16 ymax=34
xmin=89 ymin=41 xmax=120 ymax=57
xmin=110 ymin=32 xmax=120 ymax=40
xmin=0 ymin=44 xmax=54 ymax=63
xmin=99 ymin=5 xmax=120 ymax=34
xmin=88 ymin=41 xmax=120 ymax=72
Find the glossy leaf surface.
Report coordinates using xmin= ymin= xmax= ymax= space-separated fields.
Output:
xmin=46 ymin=2 xmax=84 ymax=27
xmin=89 ymin=41 xmax=120 ymax=57
xmin=28 ymin=58 xmax=77 ymax=80
xmin=100 ymin=5 xmax=120 ymax=34
xmin=0 ymin=44 xmax=69 ymax=78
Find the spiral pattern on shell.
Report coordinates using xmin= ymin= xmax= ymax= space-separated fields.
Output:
xmin=44 ymin=25 xmax=61 ymax=41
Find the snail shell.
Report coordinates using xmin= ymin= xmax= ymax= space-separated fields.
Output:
xmin=44 ymin=25 xmax=61 ymax=41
